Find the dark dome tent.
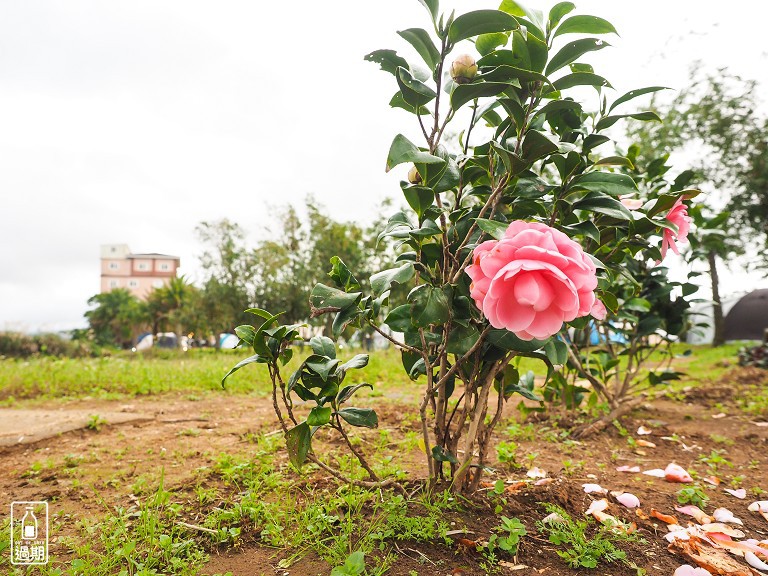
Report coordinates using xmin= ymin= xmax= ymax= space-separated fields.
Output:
xmin=723 ymin=289 xmax=768 ymax=341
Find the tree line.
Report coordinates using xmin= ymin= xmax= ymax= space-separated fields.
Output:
xmin=84 ymin=199 xmax=394 ymax=349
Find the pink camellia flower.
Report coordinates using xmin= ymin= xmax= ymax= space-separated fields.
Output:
xmin=466 ymin=221 xmax=603 ymax=340
xmin=661 ymin=197 xmax=692 ymax=259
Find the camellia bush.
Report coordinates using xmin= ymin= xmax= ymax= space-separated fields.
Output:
xmin=226 ymin=0 xmax=697 ymax=493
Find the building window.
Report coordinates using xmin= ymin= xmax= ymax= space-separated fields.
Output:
xmin=159 ymin=263 xmax=170 ymax=271
xmin=137 ymin=262 xmax=149 ymax=271
xmin=152 ymin=280 xmax=164 ymax=288
xmin=109 ymin=280 xmax=119 ymax=288
xmin=108 ymin=262 xmax=119 ymax=270
xmin=128 ymin=280 xmax=139 ymax=288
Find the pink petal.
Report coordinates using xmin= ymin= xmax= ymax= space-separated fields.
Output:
xmin=526 ymin=466 xmax=547 ymax=479
xmin=582 ymin=483 xmax=607 ymax=494
xmin=590 ymin=299 xmax=607 ymax=320
xmin=616 ymin=465 xmax=641 ymax=473
xmin=585 ymin=499 xmax=609 ymax=516
xmin=724 ymin=488 xmax=746 ymax=499
xmin=615 ymin=492 xmax=641 ymax=508
xmin=674 ymin=565 xmax=712 ymax=576
xmin=665 ymin=463 xmax=693 ymax=483
xmin=636 ymin=426 xmax=652 ymax=435
xmin=642 ymin=468 xmax=665 ymax=478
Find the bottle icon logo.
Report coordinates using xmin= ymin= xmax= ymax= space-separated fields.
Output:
xmin=10 ymin=501 xmax=48 ymax=565
xmin=21 ymin=507 xmax=38 ymax=539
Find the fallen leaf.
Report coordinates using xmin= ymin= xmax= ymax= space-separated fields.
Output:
xmin=650 ymin=508 xmax=679 ymax=525
xmin=700 ymin=523 xmax=745 ymax=538
xmin=751 ymin=421 xmax=768 ymax=427
xmin=668 ymin=534 xmax=757 ymax=576
xmin=635 ymin=508 xmax=649 ymax=520
xmin=702 ymin=475 xmax=721 ymax=486
xmin=456 ymin=538 xmax=477 ymax=550
xmin=711 ymin=412 xmax=727 ymax=419
xmin=675 ymin=505 xmax=713 ymax=524
xmin=636 ymin=439 xmax=656 ymax=448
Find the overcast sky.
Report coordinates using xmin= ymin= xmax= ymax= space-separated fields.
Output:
xmin=1 ymin=1 xmax=767 ymax=332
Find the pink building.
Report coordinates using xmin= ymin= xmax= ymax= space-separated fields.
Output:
xmin=100 ymin=244 xmax=180 ymax=300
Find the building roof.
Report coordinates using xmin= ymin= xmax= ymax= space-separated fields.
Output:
xmin=126 ymin=253 xmax=180 ymax=260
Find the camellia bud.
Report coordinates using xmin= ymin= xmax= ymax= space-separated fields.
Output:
xmin=407 ymin=165 xmax=422 ymax=184
xmin=450 ymin=54 xmax=477 ymax=84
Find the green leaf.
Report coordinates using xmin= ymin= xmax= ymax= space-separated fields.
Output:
xmin=521 ymin=130 xmax=558 ymax=161
xmin=594 ymin=156 xmax=634 ymax=169
xmin=476 ymin=32 xmax=509 ymax=56
xmin=570 ymin=172 xmax=638 ymax=196
xmin=403 ymin=185 xmax=435 ymax=218
xmin=336 ymin=383 xmax=373 ymax=405
xmin=499 ymin=1 xmax=544 ymax=32
xmin=397 ymin=67 xmax=437 ymax=107
xmin=306 ymin=356 xmax=341 ymax=381
xmin=548 ymin=2 xmax=575 ymax=30
xmin=398 ymin=28 xmax=441 ymax=70
xmin=432 ymin=445 xmax=459 ymax=463
xmin=309 ymin=335 xmax=336 ymax=359
xmin=545 ymin=38 xmax=609 ymax=76
xmin=332 ymin=306 xmax=363 ymax=338
xmin=285 ymin=422 xmax=311 ymax=470
xmin=595 ymin=111 xmax=661 ymax=131
xmin=416 ymin=0 xmax=439 ymax=22
xmin=448 ymin=10 xmax=519 ymax=43
xmin=234 ymin=324 xmax=256 ymax=346
xmin=339 ymin=353 xmax=369 ymax=372
xmin=337 ymin=407 xmax=378 ymax=428
xmin=446 ymin=324 xmax=480 ymax=355
xmin=573 ymin=192 xmax=633 ymax=220
xmin=609 ymin=86 xmax=669 ymax=113
xmin=307 ymin=406 xmax=332 ymax=426
xmin=451 ymin=81 xmax=510 ymax=111
xmin=384 ymin=305 xmax=413 ymax=332
xmin=363 ymin=49 xmax=409 ymax=76
xmin=385 ymin=134 xmax=445 ymax=172
xmin=553 ymin=15 xmax=618 ymax=38
xmin=389 ymin=91 xmax=431 ymax=115
xmin=331 ymin=551 xmax=366 ymax=576
xmin=551 ymin=72 xmax=610 ymax=91
xmin=487 ymin=329 xmax=546 ymax=353
xmin=408 ymin=284 xmax=450 ymax=327
xmin=310 ymin=283 xmax=362 ymax=312
xmin=221 ymin=353 xmax=266 ymax=387
xmin=475 ymin=217 xmax=509 ymax=239
xmin=329 ymin=256 xmax=361 ymax=293
xmin=370 ymin=262 xmax=415 ymax=297
xmin=543 ymin=339 xmax=568 ymax=366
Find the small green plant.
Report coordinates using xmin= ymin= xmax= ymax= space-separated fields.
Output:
xmin=536 ymin=503 xmax=642 ymax=569
xmin=486 ymin=516 xmax=527 ymax=557
xmin=677 ymin=485 xmax=709 ymax=508
xmin=496 ymin=440 xmax=519 ymax=467
xmin=698 ymin=449 xmax=733 ymax=473
xmin=562 ymin=459 xmax=585 ymax=477
xmin=86 ymin=414 xmax=107 ymax=431
xmin=331 ymin=551 xmax=366 ymax=576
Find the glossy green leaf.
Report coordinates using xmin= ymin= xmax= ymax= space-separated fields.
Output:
xmin=307 ymin=406 xmax=332 ymax=427
xmin=594 ymin=156 xmax=634 ymax=169
xmin=339 ymin=354 xmax=369 ymax=373
xmin=309 ymin=283 xmax=362 ymax=312
xmin=403 ymin=185 xmax=435 ymax=218
xmin=363 ymin=49 xmax=409 ymax=76
xmin=337 ymin=407 xmax=378 ymax=428
xmin=332 ymin=305 xmax=363 ymax=337
xmin=553 ymin=15 xmax=618 ymax=38
xmin=476 ymin=32 xmax=509 ymax=56
xmin=309 ymin=335 xmax=336 ymax=359
xmin=595 ymin=111 xmax=661 ymax=131
xmin=545 ymin=38 xmax=609 ymax=76
xmin=499 ymin=1 xmax=545 ymax=32
xmin=370 ymin=262 xmax=415 ymax=297
xmin=221 ymin=353 xmax=266 ymax=387
xmin=385 ymin=134 xmax=444 ymax=172
xmin=306 ymin=356 xmax=341 ymax=381
xmin=487 ymin=329 xmax=546 ymax=353
xmin=409 ymin=284 xmax=450 ymax=327
xmin=398 ymin=28 xmax=441 ymax=70
xmin=416 ymin=0 xmax=439 ymax=22
xmin=548 ymin=2 xmax=575 ymax=30
xmin=543 ymin=339 xmax=568 ymax=366
xmin=573 ymin=192 xmax=633 ymax=220
xmin=446 ymin=324 xmax=480 ymax=355
xmin=475 ymin=218 xmax=509 ymax=240
xmin=329 ymin=256 xmax=361 ymax=293
xmin=285 ymin=422 xmax=311 ymax=470
xmin=397 ymin=67 xmax=437 ymax=107
xmin=570 ymin=172 xmax=638 ymax=196
xmin=389 ymin=91 xmax=431 ymax=115
xmin=448 ymin=10 xmax=519 ymax=44
xmin=522 ymin=130 xmax=558 ymax=161
xmin=551 ymin=72 xmax=611 ymax=91
xmin=384 ymin=304 xmax=414 ymax=332
xmin=234 ymin=324 xmax=256 ymax=346
xmin=451 ymin=81 xmax=510 ymax=111
xmin=608 ymin=86 xmax=669 ymax=113
xmin=432 ymin=445 xmax=459 ymax=463
xmin=336 ymin=383 xmax=373 ymax=405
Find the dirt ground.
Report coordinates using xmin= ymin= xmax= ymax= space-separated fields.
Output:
xmin=2 ymin=366 xmax=768 ymax=575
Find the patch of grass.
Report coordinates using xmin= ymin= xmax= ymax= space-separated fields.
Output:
xmin=536 ymin=503 xmax=643 ymax=569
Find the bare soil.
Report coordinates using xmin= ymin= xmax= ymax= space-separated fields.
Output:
xmin=2 ymin=367 xmax=768 ymax=575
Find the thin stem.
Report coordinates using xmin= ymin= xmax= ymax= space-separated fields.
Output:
xmin=333 ymin=415 xmax=379 ymax=482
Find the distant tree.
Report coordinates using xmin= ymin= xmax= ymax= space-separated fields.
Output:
xmin=146 ymin=276 xmax=198 ymax=347
xmin=195 ymin=220 xmax=255 ymax=346
xmin=85 ymin=288 xmax=148 ymax=348
xmin=625 ymin=66 xmax=768 ymax=345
